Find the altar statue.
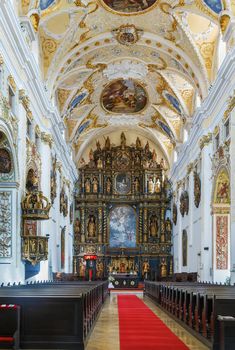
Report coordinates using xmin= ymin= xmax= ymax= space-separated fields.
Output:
xmin=85 ymin=178 xmax=91 ymax=193
xmin=92 ymin=177 xmax=98 ymax=193
xmin=142 ymin=259 xmax=150 ymax=279
xmin=160 ymin=258 xmax=167 ymax=278
xmin=105 ymin=136 xmax=111 ymax=150
xmin=144 ymin=141 xmax=150 ymax=153
xmin=89 ymin=148 xmax=94 ymax=161
xmin=134 ymin=177 xmax=140 ymax=193
xmin=149 ymin=215 xmax=158 ymax=237
xmin=79 ymin=259 xmax=86 ymax=277
xmin=74 ymin=218 xmax=80 ymax=239
xmin=97 ymin=158 xmax=103 ymax=169
xmin=106 ymin=177 xmax=112 ymax=194
xmin=87 ymin=215 xmax=96 ymax=237
xmin=148 ymin=177 xmax=154 ymax=193
xmin=136 ymin=137 xmax=141 ymax=149
xmin=96 ymin=140 xmax=101 ymax=151
xmin=154 ymin=178 xmax=161 ymax=193
xmin=121 ymin=132 xmax=126 ymax=148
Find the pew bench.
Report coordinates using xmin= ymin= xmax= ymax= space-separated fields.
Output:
xmin=0 ymin=304 xmax=20 ymax=350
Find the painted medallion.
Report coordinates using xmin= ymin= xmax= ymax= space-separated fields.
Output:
xmin=101 ymin=79 xmax=147 ymax=114
xmin=102 ymin=0 xmax=158 ymax=14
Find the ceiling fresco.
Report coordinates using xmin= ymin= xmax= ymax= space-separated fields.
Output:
xmin=19 ymin=0 xmax=229 ymax=167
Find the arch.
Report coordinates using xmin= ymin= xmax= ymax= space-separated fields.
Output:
xmin=0 ymin=129 xmax=16 ymax=182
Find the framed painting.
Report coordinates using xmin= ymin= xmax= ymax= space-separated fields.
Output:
xmin=109 ymin=206 xmax=136 ymax=248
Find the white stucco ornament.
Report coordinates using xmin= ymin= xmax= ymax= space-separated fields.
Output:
xmin=103 ymin=60 xmax=148 ymax=81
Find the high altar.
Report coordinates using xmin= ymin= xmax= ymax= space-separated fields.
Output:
xmin=73 ymin=133 xmax=173 ymax=281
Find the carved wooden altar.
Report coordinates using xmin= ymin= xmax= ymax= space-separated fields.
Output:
xmin=73 ymin=133 xmax=173 ymax=281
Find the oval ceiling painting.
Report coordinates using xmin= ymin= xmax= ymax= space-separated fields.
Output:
xmin=101 ymin=79 xmax=147 ymax=114
xmin=102 ymin=0 xmax=158 ymax=14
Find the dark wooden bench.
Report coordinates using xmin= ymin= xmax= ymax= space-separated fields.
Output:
xmin=0 ymin=304 xmax=20 ymax=350
xmin=145 ymin=281 xmax=235 ymax=349
xmin=0 ymin=281 xmax=108 ymax=350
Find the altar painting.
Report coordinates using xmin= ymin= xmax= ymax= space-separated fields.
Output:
xmin=109 ymin=206 xmax=136 ymax=248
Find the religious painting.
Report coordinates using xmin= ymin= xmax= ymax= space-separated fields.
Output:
xmin=24 ymin=220 xmax=37 ymax=236
xmin=182 ymin=230 xmax=187 ymax=267
xmin=102 ymin=0 xmax=157 ymax=14
xmin=214 ymin=169 xmax=230 ymax=204
xmin=69 ymin=90 xmax=88 ymax=113
xmin=163 ymin=90 xmax=182 ymax=114
xmin=180 ymin=191 xmax=189 ymax=216
xmin=203 ymin=0 xmax=222 ymax=14
xmin=194 ymin=172 xmax=201 ymax=208
xmin=101 ymin=79 xmax=147 ymax=114
xmin=173 ymin=203 xmax=177 ymax=225
xmin=157 ymin=121 xmax=174 ymax=140
xmin=116 ymin=152 xmax=131 ymax=169
xmin=109 ymin=206 xmax=136 ymax=248
xmin=115 ymin=173 xmax=131 ymax=194
xmin=40 ymin=0 xmax=55 ymax=11
xmin=112 ymin=25 xmax=141 ymax=46
xmin=0 ymin=149 xmax=12 ymax=173
xmin=216 ymin=215 xmax=228 ymax=269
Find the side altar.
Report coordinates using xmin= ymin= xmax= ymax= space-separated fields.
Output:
xmin=73 ymin=133 xmax=173 ymax=282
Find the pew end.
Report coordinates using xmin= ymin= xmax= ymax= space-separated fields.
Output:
xmin=0 ymin=304 xmax=20 ymax=350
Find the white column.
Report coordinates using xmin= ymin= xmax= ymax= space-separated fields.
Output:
xmin=200 ymin=142 xmax=213 ymax=282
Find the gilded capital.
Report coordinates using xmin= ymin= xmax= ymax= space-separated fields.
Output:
xmin=8 ymin=75 xmax=16 ymax=92
xmin=41 ymin=132 xmax=53 ymax=148
xmin=199 ymin=133 xmax=212 ymax=150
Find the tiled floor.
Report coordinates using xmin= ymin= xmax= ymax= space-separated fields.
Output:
xmin=86 ymin=292 xmax=209 ymax=350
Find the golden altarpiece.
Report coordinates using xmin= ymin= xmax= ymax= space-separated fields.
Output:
xmin=73 ymin=133 xmax=173 ymax=283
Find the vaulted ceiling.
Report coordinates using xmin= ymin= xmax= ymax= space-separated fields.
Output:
xmin=20 ymin=0 xmax=229 ymax=168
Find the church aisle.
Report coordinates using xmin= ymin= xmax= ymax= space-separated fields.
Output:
xmin=86 ymin=293 xmax=209 ymax=350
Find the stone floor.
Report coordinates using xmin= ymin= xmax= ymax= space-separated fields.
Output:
xmin=86 ymin=292 xmax=209 ymax=350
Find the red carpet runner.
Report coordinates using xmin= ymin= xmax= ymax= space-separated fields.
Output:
xmin=118 ymin=295 xmax=189 ymax=350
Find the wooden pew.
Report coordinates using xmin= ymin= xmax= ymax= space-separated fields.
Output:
xmin=144 ymin=281 xmax=235 ymax=349
xmin=0 ymin=304 xmax=20 ymax=350
xmin=0 ymin=281 xmax=108 ymax=350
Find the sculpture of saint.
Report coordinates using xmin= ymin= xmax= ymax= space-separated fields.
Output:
xmin=89 ymin=148 xmax=94 ymax=161
xmin=96 ymin=140 xmax=101 ymax=151
xmin=142 ymin=259 xmax=150 ymax=279
xmin=165 ymin=217 xmax=172 ymax=241
xmin=136 ymin=137 xmax=141 ymax=149
xmin=97 ymin=158 xmax=103 ymax=169
xmin=134 ymin=177 xmax=140 ymax=193
xmin=144 ymin=141 xmax=150 ymax=154
xmin=87 ymin=215 xmax=96 ymax=237
xmin=85 ymin=178 xmax=91 ymax=193
xmin=154 ymin=178 xmax=161 ymax=193
xmin=106 ymin=177 xmax=112 ymax=194
xmin=152 ymin=149 xmax=157 ymax=162
xmin=148 ymin=177 xmax=154 ymax=193
xmin=105 ymin=136 xmax=111 ymax=150
xmin=160 ymin=258 xmax=167 ymax=278
xmin=96 ymin=260 xmax=104 ymax=279
xmin=74 ymin=218 xmax=80 ymax=238
xmin=79 ymin=259 xmax=86 ymax=277
xmin=149 ymin=215 xmax=158 ymax=237
xmin=92 ymin=177 xmax=98 ymax=193
xmin=120 ymin=132 xmax=126 ymax=148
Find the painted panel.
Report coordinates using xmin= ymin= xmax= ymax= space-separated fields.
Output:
xmin=109 ymin=206 xmax=136 ymax=248
xmin=102 ymin=79 xmax=147 ymax=114
xmin=102 ymin=0 xmax=157 ymax=14
xmin=204 ymin=0 xmax=222 ymax=14
xmin=0 ymin=191 xmax=12 ymax=257
xmin=216 ymin=215 xmax=228 ymax=269
xmin=40 ymin=0 xmax=55 ymax=11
